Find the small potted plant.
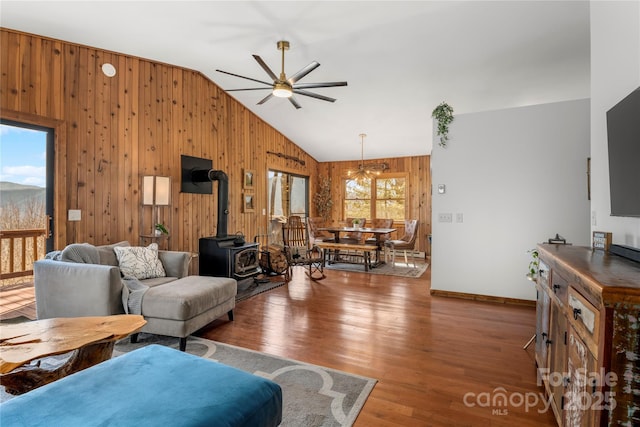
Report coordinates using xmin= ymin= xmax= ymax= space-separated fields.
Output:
xmin=526 ymin=248 xmax=539 ymax=281
xmin=154 ymin=223 xmax=169 ymax=237
xmin=352 ymin=218 xmax=361 ymax=229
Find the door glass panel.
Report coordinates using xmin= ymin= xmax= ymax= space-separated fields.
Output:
xmin=0 ymin=121 xmax=52 ymax=284
xmin=267 ymin=170 xmax=309 ymax=244
xmin=290 ymin=176 xmax=307 ymax=217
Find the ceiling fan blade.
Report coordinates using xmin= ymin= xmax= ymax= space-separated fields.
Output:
xmin=225 ymin=87 xmax=273 ymax=92
xmin=252 ymin=55 xmax=278 ymax=81
xmin=293 ymin=81 xmax=348 ymax=90
xmin=288 ymin=61 xmax=320 ymax=84
xmin=257 ymin=93 xmax=274 ymax=105
xmin=288 ymin=96 xmax=302 ymax=109
xmin=293 ymin=89 xmax=336 ymax=103
xmin=216 ymin=69 xmax=273 ymax=87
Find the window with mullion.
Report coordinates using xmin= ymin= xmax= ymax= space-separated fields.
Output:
xmin=344 ymin=178 xmax=372 ymax=219
xmin=343 ymin=175 xmax=406 ymax=221
xmin=375 ymin=177 xmax=406 ymax=221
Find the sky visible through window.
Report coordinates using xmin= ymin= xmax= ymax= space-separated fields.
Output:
xmin=0 ymin=124 xmax=47 ymax=187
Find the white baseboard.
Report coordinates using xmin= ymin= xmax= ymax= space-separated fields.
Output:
xmin=387 ymin=250 xmax=426 ymax=259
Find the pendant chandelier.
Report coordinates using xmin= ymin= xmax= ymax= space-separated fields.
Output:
xmin=347 ymin=133 xmax=389 ymax=181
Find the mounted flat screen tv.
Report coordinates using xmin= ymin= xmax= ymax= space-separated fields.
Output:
xmin=606 ymin=86 xmax=640 ymax=217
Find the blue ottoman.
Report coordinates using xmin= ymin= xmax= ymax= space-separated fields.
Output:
xmin=1 ymin=345 xmax=282 ymax=427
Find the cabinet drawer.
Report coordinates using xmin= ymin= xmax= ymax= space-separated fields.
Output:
xmin=550 ymin=269 xmax=569 ymax=306
xmin=568 ymin=287 xmax=600 ymax=358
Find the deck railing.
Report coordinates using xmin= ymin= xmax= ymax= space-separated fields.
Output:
xmin=0 ymin=227 xmax=48 ymax=280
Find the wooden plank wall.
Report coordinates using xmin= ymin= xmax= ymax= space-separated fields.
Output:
xmin=1 ymin=28 xmax=431 ymax=257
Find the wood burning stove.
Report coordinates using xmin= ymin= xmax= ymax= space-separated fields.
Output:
xmin=199 ymin=238 xmax=260 ymax=279
xmin=186 ymin=163 xmax=261 ymax=279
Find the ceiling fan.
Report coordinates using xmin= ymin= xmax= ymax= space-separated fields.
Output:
xmin=216 ymin=40 xmax=347 ymax=109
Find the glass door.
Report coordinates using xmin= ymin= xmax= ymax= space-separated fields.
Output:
xmin=267 ymin=170 xmax=309 ymax=243
xmin=0 ymin=120 xmax=54 ymax=253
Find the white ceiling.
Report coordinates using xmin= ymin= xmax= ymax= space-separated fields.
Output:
xmin=1 ymin=1 xmax=591 ymax=162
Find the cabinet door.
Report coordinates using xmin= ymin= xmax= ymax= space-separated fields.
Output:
xmin=535 ymin=283 xmax=550 ymax=372
xmin=564 ymin=325 xmax=598 ymax=427
xmin=548 ymin=301 xmax=568 ymax=425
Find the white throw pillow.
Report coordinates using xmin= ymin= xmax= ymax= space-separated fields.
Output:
xmin=113 ymin=243 xmax=166 ymax=280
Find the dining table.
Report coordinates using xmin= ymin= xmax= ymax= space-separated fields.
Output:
xmin=318 ymin=226 xmax=396 ymax=267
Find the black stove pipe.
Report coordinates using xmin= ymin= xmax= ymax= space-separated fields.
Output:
xmin=191 ymin=168 xmax=229 ymax=238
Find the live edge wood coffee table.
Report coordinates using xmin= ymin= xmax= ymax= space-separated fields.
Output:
xmin=0 ymin=314 xmax=146 ymax=395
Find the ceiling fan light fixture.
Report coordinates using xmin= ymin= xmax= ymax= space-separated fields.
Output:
xmin=216 ymin=40 xmax=346 ymax=108
xmin=273 ymin=82 xmax=293 ymax=98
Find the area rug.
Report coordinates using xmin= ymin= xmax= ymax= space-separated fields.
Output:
xmin=325 ymin=260 xmax=429 ymax=278
xmin=235 ymin=277 xmax=287 ymax=302
xmin=0 ymin=315 xmax=32 ymax=325
xmin=113 ymin=334 xmax=376 ymax=426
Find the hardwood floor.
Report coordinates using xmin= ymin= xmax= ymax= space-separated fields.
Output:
xmin=0 ymin=281 xmax=36 ymax=321
xmin=198 ymin=265 xmax=557 ymax=427
xmin=1 ymin=267 xmax=557 ymax=426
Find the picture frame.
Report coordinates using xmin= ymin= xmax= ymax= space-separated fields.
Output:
xmin=592 ymin=231 xmax=612 ymax=251
xmin=243 ymin=169 xmax=255 ymax=189
xmin=242 ymin=193 xmax=255 ymax=213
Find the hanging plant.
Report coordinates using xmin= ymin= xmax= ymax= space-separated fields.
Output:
xmin=432 ymin=102 xmax=454 ymax=148
xmin=313 ymin=176 xmax=333 ymax=222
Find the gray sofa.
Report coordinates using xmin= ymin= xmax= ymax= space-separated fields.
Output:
xmin=34 ymin=241 xmax=237 ymax=350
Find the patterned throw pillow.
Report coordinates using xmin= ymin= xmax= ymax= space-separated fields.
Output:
xmin=113 ymin=243 xmax=166 ymax=280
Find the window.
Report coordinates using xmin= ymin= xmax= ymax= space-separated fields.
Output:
xmin=344 ymin=178 xmax=372 ymax=219
xmin=344 ymin=174 xmax=406 ymax=221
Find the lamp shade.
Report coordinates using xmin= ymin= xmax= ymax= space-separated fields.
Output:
xmin=143 ymin=176 xmax=171 ymax=206
xmin=272 ymin=82 xmax=293 ymax=98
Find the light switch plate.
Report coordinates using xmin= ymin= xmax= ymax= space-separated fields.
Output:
xmin=437 ymin=184 xmax=446 ymax=194
xmin=68 ymin=209 xmax=81 ymax=221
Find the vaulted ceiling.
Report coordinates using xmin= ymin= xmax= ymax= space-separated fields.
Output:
xmin=1 ymin=1 xmax=590 ymax=162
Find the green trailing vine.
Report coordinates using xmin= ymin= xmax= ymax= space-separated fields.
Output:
xmin=432 ymin=102 xmax=454 ymax=148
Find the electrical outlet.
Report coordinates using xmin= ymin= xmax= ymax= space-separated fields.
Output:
xmin=438 ymin=213 xmax=452 ymax=223
xmin=456 ymin=213 xmax=463 ymax=223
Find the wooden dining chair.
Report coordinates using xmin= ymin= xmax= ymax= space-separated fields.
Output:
xmin=384 ymin=219 xmax=419 ymax=267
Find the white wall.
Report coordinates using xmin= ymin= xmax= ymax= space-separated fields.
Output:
xmin=590 ymin=1 xmax=640 ymax=247
xmin=431 ymin=99 xmax=590 ymax=300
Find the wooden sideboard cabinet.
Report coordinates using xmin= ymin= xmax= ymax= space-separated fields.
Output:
xmin=534 ymin=244 xmax=640 ymax=427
